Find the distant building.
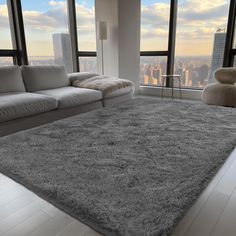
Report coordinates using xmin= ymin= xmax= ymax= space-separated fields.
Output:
xmin=52 ymin=33 xmax=73 ymax=73
xmin=183 ymin=69 xmax=190 ymax=86
xmin=208 ymin=30 xmax=226 ymax=83
xmin=152 ymin=67 xmax=161 ymax=79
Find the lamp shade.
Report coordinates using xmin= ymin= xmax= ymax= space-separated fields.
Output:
xmin=97 ymin=21 xmax=107 ymax=40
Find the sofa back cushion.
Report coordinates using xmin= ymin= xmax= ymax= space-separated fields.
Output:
xmin=0 ymin=66 xmax=26 ymax=93
xmin=22 ymin=65 xmax=69 ymax=92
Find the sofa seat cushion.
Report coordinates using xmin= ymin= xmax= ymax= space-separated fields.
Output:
xmin=22 ymin=65 xmax=69 ymax=92
xmin=0 ymin=92 xmax=57 ymax=122
xmin=35 ymin=87 xmax=102 ymax=109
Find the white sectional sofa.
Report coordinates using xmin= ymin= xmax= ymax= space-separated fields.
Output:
xmin=0 ymin=65 xmax=134 ymax=137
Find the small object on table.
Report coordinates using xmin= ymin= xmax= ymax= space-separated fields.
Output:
xmin=161 ymin=74 xmax=182 ymax=101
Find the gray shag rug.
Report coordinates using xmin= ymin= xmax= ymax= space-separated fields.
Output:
xmin=0 ymin=97 xmax=236 ymax=236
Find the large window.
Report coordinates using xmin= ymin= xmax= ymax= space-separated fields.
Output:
xmin=0 ymin=0 xmax=97 ymax=72
xmin=230 ymin=4 xmax=236 ymax=65
xmin=0 ymin=0 xmax=16 ymax=66
xmin=140 ymin=56 xmax=167 ymax=86
xmin=140 ymin=1 xmax=170 ymax=51
xmin=0 ymin=0 xmax=13 ymax=49
xmin=21 ymin=0 xmax=73 ymax=72
xmin=140 ymin=0 xmax=170 ymax=86
xmin=141 ymin=0 xmax=232 ymax=90
xmin=1 ymin=0 xmax=236 ymax=81
xmin=76 ymin=0 xmax=97 ymax=73
xmin=175 ymin=0 xmax=230 ymax=89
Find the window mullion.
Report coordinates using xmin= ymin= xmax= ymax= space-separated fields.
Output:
xmin=67 ymin=0 xmax=80 ymax=72
xmin=7 ymin=0 xmax=28 ymax=65
xmin=223 ymin=0 xmax=236 ymax=67
xmin=166 ymin=0 xmax=178 ymax=87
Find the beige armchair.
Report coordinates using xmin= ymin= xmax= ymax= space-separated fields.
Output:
xmin=202 ymin=67 xmax=236 ymax=107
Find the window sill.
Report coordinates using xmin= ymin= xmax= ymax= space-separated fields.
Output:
xmin=139 ymin=85 xmax=202 ymax=101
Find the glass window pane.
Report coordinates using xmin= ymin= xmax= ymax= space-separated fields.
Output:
xmin=0 ymin=0 xmax=13 ymax=49
xmin=234 ymin=56 xmax=236 ymax=66
xmin=76 ymin=0 xmax=96 ymax=51
xmin=21 ymin=0 xmax=73 ymax=72
xmin=0 ymin=57 xmax=13 ymax=66
xmin=79 ymin=57 xmax=97 ymax=73
xmin=140 ymin=56 xmax=167 ymax=86
xmin=175 ymin=0 xmax=230 ymax=89
xmin=232 ymin=12 xmax=236 ymax=50
xmin=140 ymin=0 xmax=170 ymax=51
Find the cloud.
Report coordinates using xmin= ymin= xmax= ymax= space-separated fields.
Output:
xmin=0 ymin=0 xmax=230 ymax=54
xmin=20 ymin=1 xmax=95 ymax=35
xmin=19 ymin=1 xmax=96 ymax=52
xmin=0 ymin=4 xmax=10 ymax=28
xmin=48 ymin=1 xmax=65 ymax=7
xmin=180 ymin=4 xmax=228 ymax=22
xmin=75 ymin=3 xmax=96 ymax=35
xmin=22 ymin=10 xmax=58 ymax=31
xmin=141 ymin=0 xmax=229 ymax=53
xmin=177 ymin=0 xmax=229 ymax=25
xmin=0 ymin=1 xmax=96 ymax=52
xmin=141 ymin=3 xmax=170 ymax=27
xmin=141 ymin=28 xmax=168 ymax=39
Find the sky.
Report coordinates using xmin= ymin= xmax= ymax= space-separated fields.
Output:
xmin=20 ymin=0 xmax=94 ymax=11
xmin=0 ymin=0 xmax=230 ymax=57
xmin=141 ymin=0 xmax=230 ymax=55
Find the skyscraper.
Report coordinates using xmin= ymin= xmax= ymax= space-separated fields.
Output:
xmin=208 ymin=30 xmax=226 ymax=83
xmin=52 ymin=33 xmax=73 ymax=73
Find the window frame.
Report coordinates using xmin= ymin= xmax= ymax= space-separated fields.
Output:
xmin=67 ymin=0 xmax=97 ymax=72
xmin=140 ymin=0 xmax=177 ymax=87
xmin=1 ymin=0 xmax=235 ymax=78
xmin=0 ymin=0 xmax=27 ymax=65
xmin=141 ymin=0 xmax=234 ymax=90
xmin=223 ymin=0 xmax=236 ymax=67
xmin=1 ymin=0 xmax=97 ymax=72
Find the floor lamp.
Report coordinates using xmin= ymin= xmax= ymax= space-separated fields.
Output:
xmin=97 ymin=21 xmax=107 ymax=75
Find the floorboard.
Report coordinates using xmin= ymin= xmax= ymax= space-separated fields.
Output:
xmin=171 ymin=148 xmax=236 ymax=236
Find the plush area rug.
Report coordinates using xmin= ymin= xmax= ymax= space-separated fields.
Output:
xmin=0 ymin=97 xmax=236 ymax=236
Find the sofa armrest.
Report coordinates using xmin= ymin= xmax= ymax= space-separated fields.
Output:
xmin=68 ymin=72 xmax=99 ymax=84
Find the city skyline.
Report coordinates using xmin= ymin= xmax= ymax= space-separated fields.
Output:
xmin=0 ymin=28 xmax=227 ymax=89
xmin=140 ymin=29 xmax=226 ymax=88
xmin=0 ymin=0 xmax=230 ymax=89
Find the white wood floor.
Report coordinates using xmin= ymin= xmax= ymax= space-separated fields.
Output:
xmin=0 ymin=148 xmax=235 ymax=236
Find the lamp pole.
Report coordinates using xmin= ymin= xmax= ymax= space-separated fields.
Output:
xmin=101 ymin=39 xmax=104 ymax=75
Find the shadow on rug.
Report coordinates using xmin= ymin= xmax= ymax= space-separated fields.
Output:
xmin=0 ymin=97 xmax=236 ymax=236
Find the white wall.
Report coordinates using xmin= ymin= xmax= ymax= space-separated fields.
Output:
xmin=118 ymin=0 xmax=141 ymax=94
xmin=95 ymin=0 xmax=141 ymax=94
